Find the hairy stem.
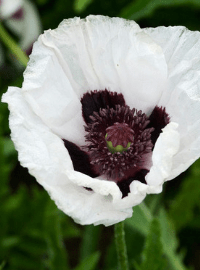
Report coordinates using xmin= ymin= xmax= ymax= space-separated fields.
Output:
xmin=114 ymin=221 xmax=129 ymax=270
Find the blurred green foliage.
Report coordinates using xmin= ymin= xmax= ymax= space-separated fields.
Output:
xmin=120 ymin=0 xmax=200 ymax=21
xmin=74 ymin=0 xmax=94 ymax=13
xmin=134 ymin=218 xmax=167 ymax=270
xmin=1 ymin=0 xmax=200 ymax=269
xmin=169 ymin=160 xmax=200 ymax=232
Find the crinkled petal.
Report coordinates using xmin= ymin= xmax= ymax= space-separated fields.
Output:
xmin=2 ymin=87 xmax=146 ymax=226
xmin=145 ymin=122 xmax=180 ymax=187
xmin=65 ymin=170 xmax=149 ymax=224
xmin=2 ymin=87 xmax=74 ymax=186
xmin=3 ymin=17 xmax=200 ymax=226
xmin=45 ymin=180 xmax=132 ymax=226
xmin=21 ymin=15 xmax=167 ymax=146
xmin=145 ymin=26 xmax=200 ymax=179
xmin=22 ymin=39 xmax=86 ymax=145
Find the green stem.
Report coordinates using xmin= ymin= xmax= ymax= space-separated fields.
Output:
xmin=114 ymin=222 xmax=129 ymax=270
xmin=0 ymin=23 xmax=29 ymax=67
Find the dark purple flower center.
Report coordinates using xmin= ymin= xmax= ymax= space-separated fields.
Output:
xmin=63 ymin=89 xmax=170 ymax=198
xmin=84 ymin=105 xmax=154 ymax=182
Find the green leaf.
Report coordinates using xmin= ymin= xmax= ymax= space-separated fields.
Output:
xmin=125 ymin=202 xmax=152 ymax=235
xmin=80 ymin=225 xmax=102 ymax=261
xmin=9 ymin=251 xmax=46 ymax=270
xmin=120 ymin=0 xmax=200 ymax=21
xmin=1 ymin=236 xmax=20 ymax=248
xmin=2 ymin=138 xmax=16 ymax=157
xmin=0 ymin=23 xmax=29 ymax=67
xmin=139 ymin=218 xmax=167 ymax=270
xmin=126 ymin=203 xmax=188 ymax=270
xmin=169 ymin=159 xmax=200 ymax=231
xmin=74 ymin=0 xmax=93 ymax=13
xmin=74 ymin=251 xmax=100 ymax=270
xmin=159 ymin=209 xmax=188 ymax=270
xmin=43 ymin=200 xmax=70 ymax=270
xmin=133 ymin=260 xmax=143 ymax=270
xmin=0 ymin=261 xmax=6 ymax=270
xmin=61 ymin=216 xmax=81 ymax=239
xmin=0 ymin=186 xmax=50 ymax=270
xmin=147 ymin=194 xmax=163 ymax=214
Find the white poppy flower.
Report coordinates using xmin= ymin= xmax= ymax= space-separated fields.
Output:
xmin=2 ymin=15 xmax=200 ymax=226
xmin=0 ymin=0 xmax=41 ymax=55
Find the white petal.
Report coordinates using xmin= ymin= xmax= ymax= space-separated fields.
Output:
xmin=2 ymin=87 xmax=74 ymax=186
xmin=2 ymin=87 xmax=144 ymax=226
xmin=146 ymin=122 xmax=180 ymax=187
xmin=0 ymin=0 xmax=22 ymax=19
xmin=23 ymin=39 xmax=86 ymax=145
xmin=20 ymin=0 xmax=41 ymax=50
xmin=113 ymin=181 xmax=147 ymax=210
xmin=4 ymin=17 xmax=200 ymax=226
xmin=22 ymin=15 xmax=168 ymax=147
xmin=45 ymin=181 xmax=133 ymax=226
xmin=145 ymin=26 xmax=200 ymax=179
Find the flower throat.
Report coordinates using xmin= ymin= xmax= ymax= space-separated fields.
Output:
xmin=64 ymin=89 xmax=170 ymax=197
xmin=84 ymin=102 xmax=154 ymax=182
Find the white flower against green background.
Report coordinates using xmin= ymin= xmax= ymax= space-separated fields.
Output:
xmin=2 ymin=15 xmax=200 ymax=226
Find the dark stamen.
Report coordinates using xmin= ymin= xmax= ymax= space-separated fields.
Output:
xmin=63 ymin=90 xmax=170 ymax=198
xmin=84 ymin=104 xmax=154 ymax=183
